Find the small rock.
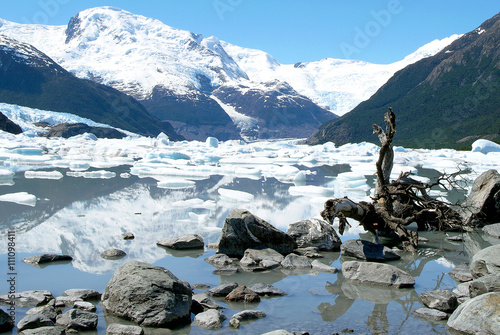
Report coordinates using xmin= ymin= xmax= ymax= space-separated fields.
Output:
xmin=73 ymin=301 xmax=96 ymax=312
xmin=192 ymin=293 xmax=224 ymax=312
xmin=248 ymin=283 xmax=287 ymax=297
xmin=225 ymin=285 xmax=260 ymax=303
xmin=483 ymin=223 xmax=500 ymax=238
xmin=413 ymin=307 xmax=448 ymax=320
xmin=0 ymin=308 xmax=14 ymax=332
xmin=448 ymin=292 xmax=500 ymax=334
xmin=123 ymin=232 xmax=135 ymax=240
xmin=55 ymin=295 xmax=83 ymax=308
xmin=193 ymin=309 xmax=226 ymax=330
xmin=26 ymin=305 xmax=58 ymax=321
xmin=281 ymin=254 xmax=311 ymax=269
xmin=449 ymin=265 xmax=473 ymax=283
xmin=157 ymin=234 xmax=204 ymax=249
xmin=100 ymin=248 xmax=126 ymax=260
xmin=55 ymin=308 xmax=98 ymax=331
xmin=229 ymin=310 xmax=266 ymax=328
xmin=22 ymin=254 xmax=72 ymax=265
xmin=212 ymin=267 xmax=239 ymax=275
xmin=340 ymin=239 xmax=400 ymax=261
xmin=287 ymin=218 xmax=341 ymax=251
xmin=204 ymin=253 xmax=233 ymax=267
xmin=420 ymin=289 xmax=458 ymax=312
xmin=0 ymin=290 xmax=54 ymax=308
xmin=17 ymin=314 xmax=55 ymax=332
xmin=19 ymin=326 xmax=66 ymax=335
xmin=470 ymin=244 xmax=500 ymax=278
xmin=240 ymin=248 xmax=284 ymax=270
xmin=106 ymin=323 xmax=144 ymax=335
xmin=469 ymin=273 xmax=500 ymax=298
xmin=206 ymin=283 xmax=239 ymax=297
xmin=342 ymin=261 xmax=414 ymax=288
xmin=63 ymin=288 xmax=101 ymax=301
xmin=311 ymin=260 xmax=339 ymax=273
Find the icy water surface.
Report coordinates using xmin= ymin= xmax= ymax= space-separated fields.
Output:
xmin=0 ymin=137 xmax=499 ymax=334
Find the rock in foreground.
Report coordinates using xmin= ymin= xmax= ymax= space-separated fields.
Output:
xmin=217 ymin=209 xmax=295 ymax=257
xmin=447 ymin=292 xmax=500 ymax=334
xmin=462 ymin=169 xmax=500 ymax=226
xmin=470 ymin=244 xmax=500 ymax=278
xmin=101 ymin=261 xmax=192 ymax=328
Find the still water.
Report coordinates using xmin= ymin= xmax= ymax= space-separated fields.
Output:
xmin=0 ymin=163 xmax=496 ymax=334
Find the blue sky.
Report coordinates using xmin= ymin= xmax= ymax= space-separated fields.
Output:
xmin=2 ymin=0 xmax=499 ymax=64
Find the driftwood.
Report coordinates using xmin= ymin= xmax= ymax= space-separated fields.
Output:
xmin=321 ymin=108 xmax=468 ymax=253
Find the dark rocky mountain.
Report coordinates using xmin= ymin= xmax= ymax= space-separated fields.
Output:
xmin=0 ymin=111 xmax=22 ymax=134
xmin=0 ymin=35 xmax=184 ymax=140
xmin=307 ymin=13 xmax=500 ymax=149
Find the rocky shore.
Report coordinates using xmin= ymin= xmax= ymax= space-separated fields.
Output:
xmin=1 ymin=170 xmax=499 ymax=334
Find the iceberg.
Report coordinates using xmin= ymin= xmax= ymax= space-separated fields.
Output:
xmin=24 ymin=170 xmax=64 ymax=180
xmin=0 ymin=192 xmax=37 ymax=207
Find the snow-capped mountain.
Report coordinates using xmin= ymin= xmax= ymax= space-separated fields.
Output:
xmin=0 ymin=6 xmax=458 ymax=140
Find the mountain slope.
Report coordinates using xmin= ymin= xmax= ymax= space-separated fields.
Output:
xmin=307 ymin=13 xmax=500 ymax=149
xmin=0 ymin=34 xmax=184 ymax=139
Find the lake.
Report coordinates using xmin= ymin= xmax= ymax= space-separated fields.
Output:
xmin=0 ymin=136 xmax=499 ymax=334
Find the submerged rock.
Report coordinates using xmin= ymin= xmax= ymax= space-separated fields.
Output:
xmin=413 ymin=307 xmax=448 ymax=320
xmin=217 ymin=209 xmax=295 ymax=257
xmin=342 ymin=261 xmax=414 ymax=288
xmin=101 ymin=261 xmax=192 ymax=328
xmin=157 ymin=234 xmax=204 ymax=249
xmin=286 ymin=218 xmax=341 ymax=251
xmin=22 ymin=254 xmax=73 ymax=265
xmin=447 ymin=292 xmax=500 ymax=334
xmin=340 ymin=239 xmax=400 ymax=261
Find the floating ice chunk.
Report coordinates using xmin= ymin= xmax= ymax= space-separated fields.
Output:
xmin=11 ymin=147 xmax=45 ymax=155
xmin=294 ymin=171 xmax=307 ymax=184
xmin=66 ymin=170 xmax=116 ymax=179
xmin=235 ymin=167 xmax=262 ymax=176
xmin=69 ymin=133 xmax=98 ymax=141
xmin=218 ymin=188 xmax=255 ymax=202
xmin=69 ymin=161 xmax=91 ymax=171
xmin=0 ymin=192 xmax=37 ymax=207
xmin=0 ymin=169 xmax=14 ymax=178
xmin=156 ymin=132 xmax=170 ymax=146
xmin=120 ymin=173 xmax=131 ymax=178
xmin=157 ymin=179 xmax=196 ymax=189
xmin=471 ymin=139 xmax=500 ymax=154
xmin=25 ymin=170 xmax=63 ymax=180
xmin=288 ymin=185 xmax=335 ymax=198
xmin=158 ymin=151 xmax=190 ymax=160
xmin=206 ymin=137 xmax=219 ymax=148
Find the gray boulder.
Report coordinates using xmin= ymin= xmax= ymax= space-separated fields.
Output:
xmin=217 ymin=209 xmax=295 ymax=257
xmin=193 ymin=309 xmax=226 ymax=330
xmin=483 ymin=223 xmax=500 ymax=238
xmin=453 ymin=282 xmax=471 ymax=299
xmin=17 ymin=314 xmax=54 ymax=332
xmin=157 ymin=234 xmax=204 ymax=249
xmin=281 ymin=254 xmax=311 ymax=269
xmin=229 ymin=310 xmax=266 ymax=328
xmin=413 ymin=307 xmax=448 ymax=320
xmin=100 ymin=248 xmax=126 ymax=260
xmin=247 ymin=283 xmax=287 ymax=297
xmin=204 ymin=253 xmax=233 ymax=267
xmin=470 ymin=244 xmax=500 ymax=278
xmin=342 ymin=261 xmax=415 ymax=288
xmin=240 ymin=248 xmax=284 ymax=270
xmin=0 ymin=290 xmax=54 ymax=308
xmin=449 ymin=264 xmax=473 ymax=283
xmin=192 ymin=293 xmax=224 ymax=313
xmin=101 ymin=261 xmax=192 ymax=328
xmin=448 ymin=292 xmax=500 ymax=334
xmin=22 ymin=254 xmax=72 ymax=265
xmin=73 ymin=301 xmax=97 ymax=312
xmin=420 ymin=289 xmax=458 ymax=312
xmin=469 ymin=273 xmax=500 ymax=298
xmin=286 ymin=218 xmax=341 ymax=251
xmin=55 ymin=308 xmax=97 ymax=331
xmin=106 ymin=323 xmax=144 ymax=335
xmin=26 ymin=305 xmax=58 ymax=321
xmin=0 ymin=308 xmax=14 ymax=332
xmin=63 ymin=288 xmax=101 ymax=300
xmin=206 ymin=283 xmax=239 ymax=297
xmin=311 ymin=259 xmax=339 ymax=273
xmin=462 ymin=169 xmax=500 ymax=226
xmin=19 ymin=326 xmax=65 ymax=335
xmin=340 ymin=239 xmax=400 ymax=261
